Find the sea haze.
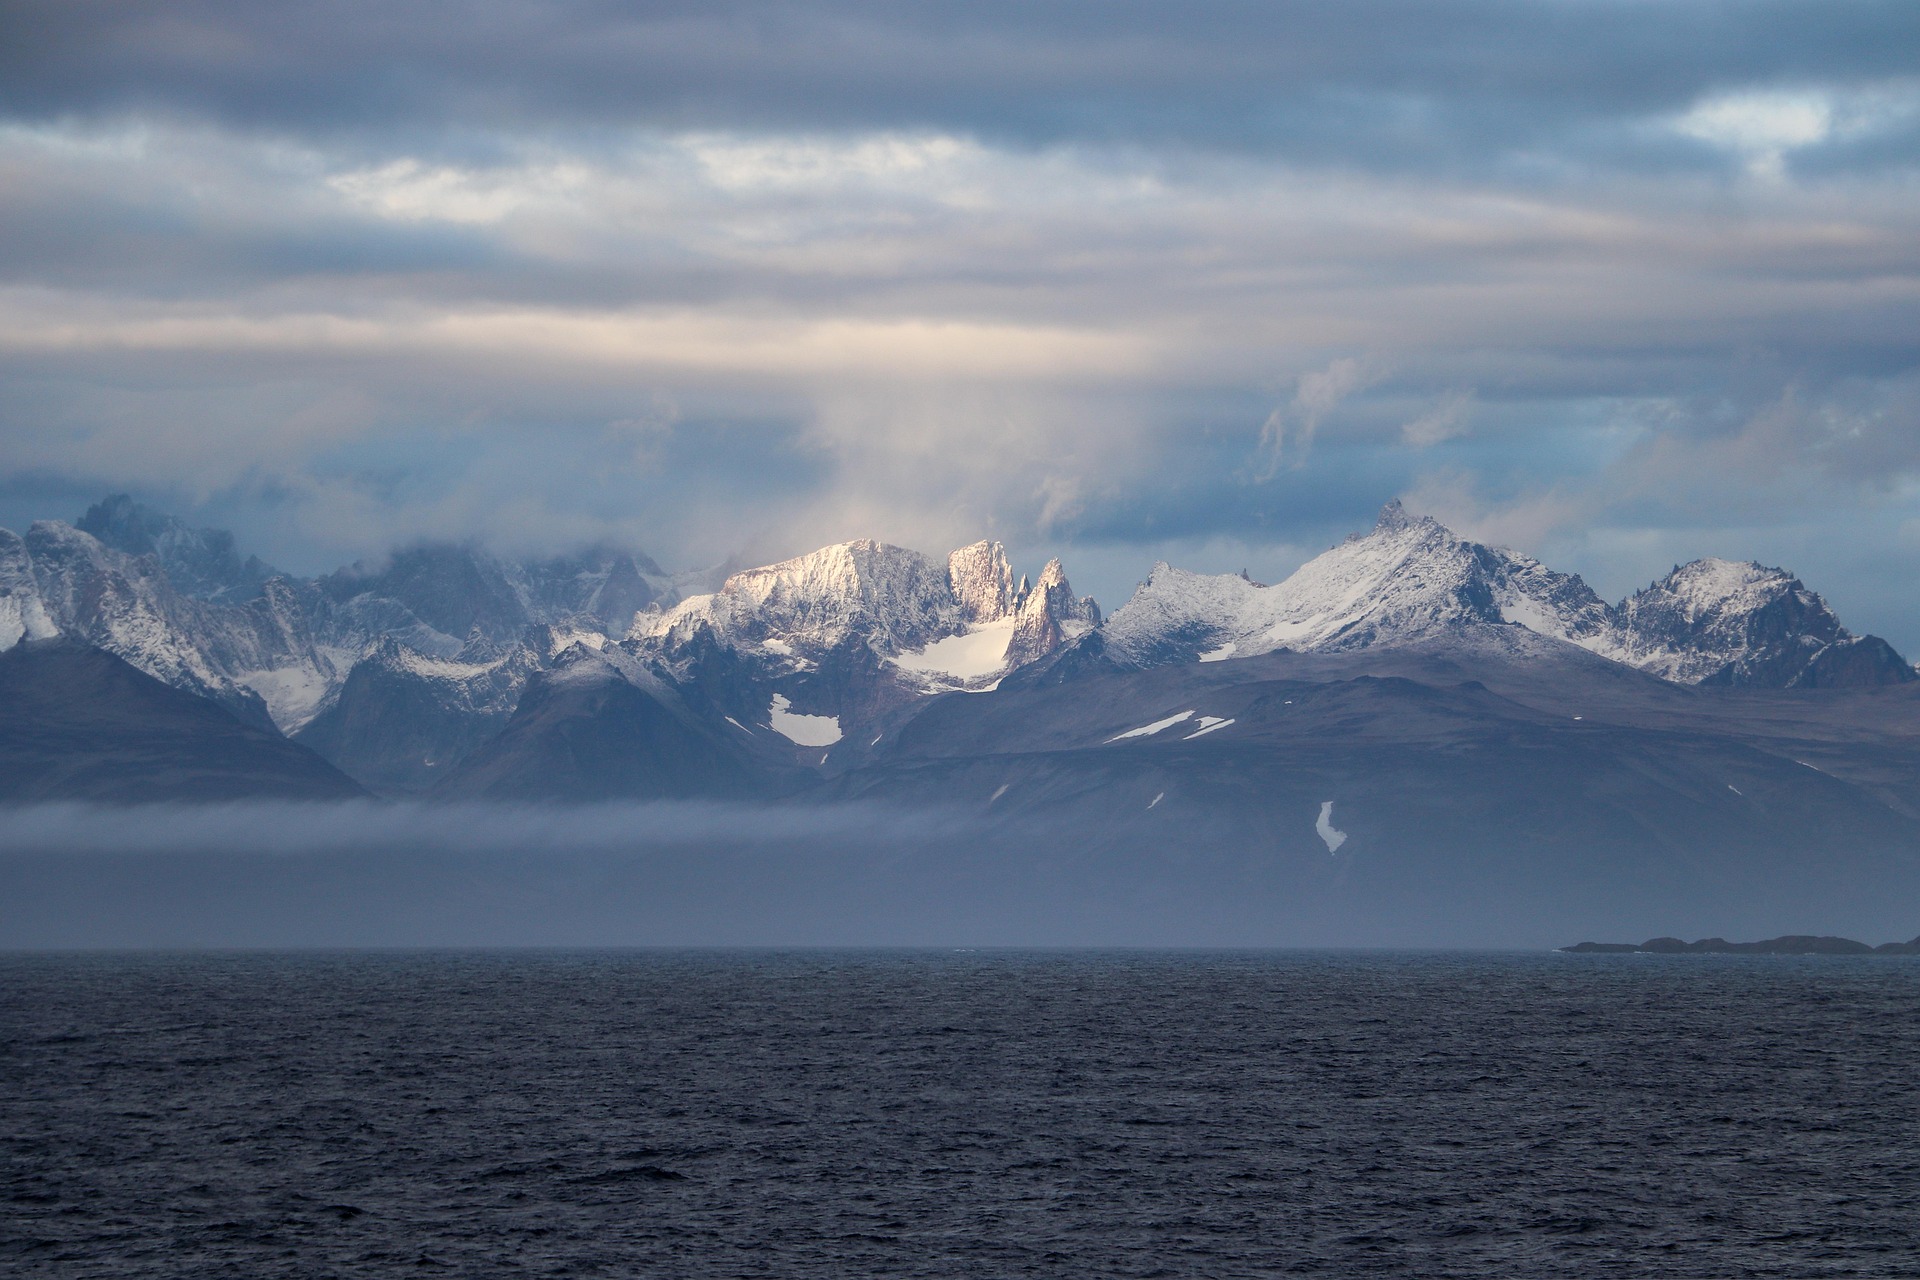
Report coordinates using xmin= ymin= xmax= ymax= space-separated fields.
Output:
xmin=8 ymin=796 xmax=1918 ymax=951
xmin=6 ymin=950 xmax=1919 ymax=1277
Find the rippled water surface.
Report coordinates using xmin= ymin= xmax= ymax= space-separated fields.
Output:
xmin=5 ymin=950 xmax=1920 ymax=1277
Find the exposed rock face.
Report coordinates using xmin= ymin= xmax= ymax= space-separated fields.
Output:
xmin=1099 ymin=502 xmax=1911 ymax=689
xmin=1102 ymin=502 xmax=1615 ymax=667
xmin=318 ymin=545 xmax=537 ymax=653
xmin=316 ymin=543 xmax=677 ymax=659
xmin=0 ymin=528 xmax=59 ymax=650
xmin=295 ymin=635 xmax=542 ymax=794
xmin=20 ymin=520 xmax=285 ymax=729
xmin=1003 ymin=559 xmax=1101 ymax=669
xmin=76 ymin=494 xmax=275 ymax=603
xmin=519 ymin=546 xmax=665 ymax=636
xmin=10 ymin=491 xmax=1919 ymax=814
xmin=631 ymin=538 xmax=1099 ymax=761
xmin=1614 ymin=559 xmax=1914 ymax=688
xmin=661 ymin=540 xmax=969 ymax=656
xmin=1798 ymin=636 xmax=1916 ymax=688
xmin=947 ymin=540 xmax=1018 ymax=624
xmin=0 ymin=639 xmax=363 ymax=802
xmin=0 ymin=497 xmax=680 ymax=744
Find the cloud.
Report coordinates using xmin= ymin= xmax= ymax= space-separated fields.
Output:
xmin=1675 ymin=83 xmax=1920 ymax=179
xmin=6 ymin=3 xmax=1919 ymax=174
xmin=3 ymin=3 xmax=1920 ymax=635
xmin=0 ymin=797 xmax=954 ymax=857
xmin=1256 ymin=357 xmax=1375 ymax=476
xmin=1401 ymin=389 xmax=1475 ymax=447
xmin=1678 ymin=90 xmax=1838 ymax=181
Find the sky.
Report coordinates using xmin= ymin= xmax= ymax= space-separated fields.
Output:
xmin=3 ymin=1 xmax=1919 ymax=643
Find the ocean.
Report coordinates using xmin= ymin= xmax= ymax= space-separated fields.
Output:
xmin=5 ymin=950 xmax=1918 ymax=1277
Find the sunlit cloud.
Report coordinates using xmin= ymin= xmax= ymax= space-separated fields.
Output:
xmin=327 ymin=157 xmax=596 ymax=224
xmin=1675 ymin=83 xmax=1920 ymax=180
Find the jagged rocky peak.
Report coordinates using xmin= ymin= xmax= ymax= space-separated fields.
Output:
xmin=1101 ymin=502 xmax=1912 ymax=689
xmin=1361 ymin=497 xmax=1437 ymax=539
xmin=1004 ymin=558 xmax=1102 ymax=669
xmin=321 ymin=543 xmax=533 ymax=647
xmin=293 ymin=628 xmax=548 ymax=794
xmin=527 ymin=620 xmax=612 ymax=661
xmin=1616 ymin=558 xmax=1912 ymax=688
xmin=76 ymin=494 xmax=275 ymax=603
xmin=7 ymin=518 xmax=281 ymax=727
xmin=631 ymin=535 xmax=1102 ymax=742
xmin=1636 ymin=559 xmax=1802 ymax=625
xmin=659 ymin=539 xmax=966 ymax=657
xmin=519 ymin=545 xmax=669 ymax=635
xmin=947 ymin=540 xmax=1017 ymax=623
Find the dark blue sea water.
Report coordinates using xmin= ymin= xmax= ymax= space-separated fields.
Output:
xmin=4 ymin=950 xmax=1919 ymax=1277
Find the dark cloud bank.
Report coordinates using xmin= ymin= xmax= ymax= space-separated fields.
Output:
xmin=7 ymin=1 xmax=1918 ymax=163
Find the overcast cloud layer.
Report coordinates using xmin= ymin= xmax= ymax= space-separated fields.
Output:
xmin=2 ymin=2 xmax=1919 ymax=641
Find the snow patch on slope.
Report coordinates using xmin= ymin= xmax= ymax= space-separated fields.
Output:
xmin=1317 ymin=801 xmax=1348 ymax=853
xmin=1107 ymin=710 xmax=1195 ymax=742
xmin=892 ymin=616 xmax=1018 ymax=683
xmin=770 ymin=694 xmax=842 ymax=746
xmin=236 ymin=665 xmax=335 ymax=732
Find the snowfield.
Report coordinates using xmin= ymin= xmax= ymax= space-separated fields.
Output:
xmin=769 ymin=694 xmax=842 ymax=747
xmin=892 ymin=616 xmax=1019 ymax=684
xmin=1107 ymin=710 xmax=1195 ymax=742
xmin=1317 ymin=802 xmax=1348 ymax=853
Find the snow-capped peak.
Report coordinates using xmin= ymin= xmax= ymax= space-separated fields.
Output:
xmin=636 ymin=539 xmax=965 ymax=658
xmin=1101 ymin=504 xmax=1911 ymax=689
xmin=1362 ymin=497 xmax=1432 ymax=538
xmin=1640 ymin=559 xmax=1791 ymax=624
xmin=1609 ymin=557 xmax=1897 ymax=686
xmin=76 ymin=494 xmax=275 ymax=603
xmin=1104 ymin=503 xmax=1611 ymax=666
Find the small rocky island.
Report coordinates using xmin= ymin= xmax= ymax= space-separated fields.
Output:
xmin=1561 ymin=935 xmax=1920 ymax=955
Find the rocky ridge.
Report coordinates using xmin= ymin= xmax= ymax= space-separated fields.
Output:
xmin=4 ymin=493 xmax=1913 ymax=800
xmin=623 ymin=538 xmax=1101 ymax=769
xmin=0 ymin=498 xmax=687 ymax=743
xmin=1096 ymin=501 xmax=1910 ymax=689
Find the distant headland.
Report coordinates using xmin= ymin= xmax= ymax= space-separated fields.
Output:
xmin=1561 ymin=935 xmax=1920 ymax=955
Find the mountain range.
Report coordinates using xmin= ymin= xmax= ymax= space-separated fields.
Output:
xmin=7 ymin=494 xmax=1920 ymax=942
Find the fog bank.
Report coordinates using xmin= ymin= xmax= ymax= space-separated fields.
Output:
xmin=6 ymin=800 xmax=1918 ymax=952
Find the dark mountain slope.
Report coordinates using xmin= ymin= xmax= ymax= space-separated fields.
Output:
xmin=295 ymin=636 xmax=540 ymax=794
xmin=829 ymin=642 xmax=1920 ymax=944
xmin=0 ymin=640 xmax=364 ymax=802
xmin=435 ymin=650 xmax=801 ymax=802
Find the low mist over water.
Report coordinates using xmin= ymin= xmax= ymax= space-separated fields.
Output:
xmin=6 ymin=799 xmax=1920 ymax=951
